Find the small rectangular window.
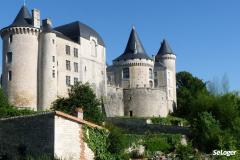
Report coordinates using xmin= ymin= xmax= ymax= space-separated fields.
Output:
xmin=9 ymin=35 xmax=13 ymax=43
xmin=66 ymin=76 xmax=71 ymax=86
xmin=52 ymin=56 xmax=55 ymax=62
xmin=66 ymin=60 xmax=71 ymax=70
xmin=74 ymin=62 xmax=78 ymax=72
xmin=52 ymin=39 xmax=55 ymax=44
xmin=7 ymin=52 xmax=12 ymax=63
xmin=74 ymin=77 xmax=78 ymax=85
xmin=65 ymin=45 xmax=70 ymax=55
xmin=52 ymin=70 xmax=55 ymax=78
xmin=123 ymin=68 xmax=129 ymax=79
xmin=8 ymin=71 xmax=12 ymax=81
xmin=74 ymin=48 xmax=78 ymax=57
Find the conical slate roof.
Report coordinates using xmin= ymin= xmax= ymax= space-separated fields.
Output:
xmin=10 ymin=5 xmax=33 ymax=27
xmin=155 ymin=39 xmax=174 ymax=62
xmin=113 ymin=27 xmax=151 ymax=61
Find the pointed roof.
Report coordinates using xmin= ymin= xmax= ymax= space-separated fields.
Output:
xmin=113 ymin=27 xmax=151 ymax=61
xmin=155 ymin=39 xmax=174 ymax=62
xmin=10 ymin=5 xmax=33 ymax=27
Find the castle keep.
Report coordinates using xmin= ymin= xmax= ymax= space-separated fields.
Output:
xmin=1 ymin=6 xmax=177 ymax=117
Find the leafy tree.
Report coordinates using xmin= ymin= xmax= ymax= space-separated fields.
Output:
xmin=174 ymin=71 xmax=208 ymax=118
xmin=0 ymin=88 xmax=9 ymax=108
xmin=52 ymin=82 xmax=105 ymax=124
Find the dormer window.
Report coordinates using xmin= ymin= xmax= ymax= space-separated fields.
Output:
xmin=90 ymin=39 xmax=97 ymax=57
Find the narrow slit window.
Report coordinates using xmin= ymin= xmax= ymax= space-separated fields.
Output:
xmin=7 ymin=52 xmax=12 ymax=63
xmin=8 ymin=71 xmax=12 ymax=81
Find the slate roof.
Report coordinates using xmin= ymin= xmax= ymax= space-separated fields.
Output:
xmin=113 ymin=27 xmax=151 ymax=61
xmin=54 ymin=21 xmax=105 ymax=46
xmin=155 ymin=39 xmax=174 ymax=62
xmin=10 ymin=5 xmax=33 ymax=27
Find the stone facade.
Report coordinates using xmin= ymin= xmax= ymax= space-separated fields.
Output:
xmin=0 ymin=111 xmax=99 ymax=160
xmin=0 ymin=6 xmax=106 ymax=111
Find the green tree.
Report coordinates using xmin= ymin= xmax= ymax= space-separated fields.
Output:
xmin=0 ymin=88 xmax=9 ymax=108
xmin=52 ymin=82 xmax=105 ymax=124
xmin=175 ymin=71 xmax=208 ymax=118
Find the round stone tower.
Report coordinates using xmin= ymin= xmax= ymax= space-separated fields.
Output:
xmin=38 ymin=19 xmax=57 ymax=110
xmin=155 ymin=39 xmax=177 ymax=112
xmin=111 ymin=27 xmax=154 ymax=88
xmin=0 ymin=6 xmax=40 ymax=110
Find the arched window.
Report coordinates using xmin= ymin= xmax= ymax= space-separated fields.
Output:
xmin=149 ymin=68 xmax=153 ymax=79
xmin=90 ymin=39 xmax=97 ymax=57
xmin=123 ymin=68 xmax=129 ymax=79
xmin=149 ymin=81 xmax=153 ymax=88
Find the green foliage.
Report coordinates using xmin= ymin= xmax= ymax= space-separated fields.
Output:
xmin=82 ymin=125 xmax=116 ymax=160
xmin=151 ymin=116 xmax=189 ymax=126
xmin=175 ymin=71 xmax=209 ymax=117
xmin=106 ymin=124 xmax=126 ymax=154
xmin=52 ymin=82 xmax=105 ymax=124
xmin=144 ymin=135 xmax=171 ymax=153
xmin=175 ymin=143 xmax=200 ymax=160
xmin=0 ymin=88 xmax=36 ymax=118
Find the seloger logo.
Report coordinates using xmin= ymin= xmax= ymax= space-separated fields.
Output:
xmin=213 ymin=150 xmax=237 ymax=156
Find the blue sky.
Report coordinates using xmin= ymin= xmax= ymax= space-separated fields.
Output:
xmin=0 ymin=0 xmax=240 ymax=91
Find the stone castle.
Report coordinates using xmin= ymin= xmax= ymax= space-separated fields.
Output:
xmin=0 ymin=6 xmax=177 ymax=117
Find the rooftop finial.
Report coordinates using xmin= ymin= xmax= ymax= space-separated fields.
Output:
xmin=132 ymin=25 xmax=135 ymax=30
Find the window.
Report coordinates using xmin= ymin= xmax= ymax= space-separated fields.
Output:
xmin=154 ymin=72 xmax=157 ymax=78
xmin=9 ymin=35 xmax=13 ymax=43
xmin=90 ymin=40 xmax=97 ymax=57
xmin=74 ymin=62 xmax=78 ymax=72
xmin=52 ymin=56 xmax=55 ymax=62
xmin=149 ymin=81 xmax=153 ymax=88
xmin=8 ymin=71 xmax=12 ymax=81
xmin=7 ymin=52 xmax=12 ymax=63
xmin=52 ymin=70 xmax=55 ymax=78
xmin=74 ymin=77 xmax=78 ymax=85
xmin=66 ymin=76 xmax=71 ymax=86
xmin=65 ymin=45 xmax=70 ymax=55
xmin=74 ymin=48 xmax=78 ymax=57
xmin=52 ymin=39 xmax=55 ymax=44
xmin=149 ymin=68 xmax=153 ymax=79
xmin=154 ymin=79 xmax=158 ymax=88
xmin=123 ymin=68 xmax=129 ymax=79
xmin=66 ymin=60 xmax=71 ymax=70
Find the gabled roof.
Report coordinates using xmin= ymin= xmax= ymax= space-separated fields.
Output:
xmin=54 ymin=21 xmax=105 ymax=46
xmin=113 ymin=27 xmax=151 ymax=61
xmin=10 ymin=5 xmax=33 ymax=27
xmin=155 ymin=39 xmax=174 ymax=62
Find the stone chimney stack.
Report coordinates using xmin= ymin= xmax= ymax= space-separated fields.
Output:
xmin=32 ymin=9 xmax=40 ymax=28
xmin=75 ymin=108 xmax=83 ymax=119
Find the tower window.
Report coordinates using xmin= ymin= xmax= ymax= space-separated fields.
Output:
xmin=66 ymin=76 xmax=71 ymax=86
xmin=123 ymin=68 xmax=129 ymax=79
xmin=9 ymin=35 xmax=13 ymax=43
xmin=7 ymin=52 xmax=12 ymax=63
xmin=52 ymin=56 xmax=55 ymax=62
xmin=74 ymin=77 xmax=78 ymax=85
xmin=90 ymin=40 xmax=97 ymax=57
xmin=52 ymin=70 xmax=55 ymax=78
xmin=149 ymin=68 xmax=153 ymax=79
xmin=8 ymin=71 xmax=12 ymax=81
xmin=149 ymin=81 xmax=153 ymax=88
xmin=65 ymin=45 xmax=70 ymax=55
xmin=74 ymin=62 xmax=78 ymax=72
xmin=52 ymin=39 xmax=55 ymax=44
xmin=74 ymin=48 xmax=78 ymax=57
xmin=154 ymin=79 xmax=158 ymax=87
xmin=66 ymin=60 xmax=71 ymax=71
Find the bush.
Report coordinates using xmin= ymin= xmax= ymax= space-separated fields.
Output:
xmin=52 ymin=82 xmax=105 ymax=124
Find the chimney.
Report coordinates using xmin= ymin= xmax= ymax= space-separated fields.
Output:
xmin=42 ymin=18 xmax=52 ymax=27
xmin=75 ymin=108 xmax=83 ymax=119
xmin=32 ymin=9 xmax=40 ymax=28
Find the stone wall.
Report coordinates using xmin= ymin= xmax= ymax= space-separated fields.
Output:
xmin=105 ymin=85 xmax=124 ymax=117
xmin=123 ymin=88 xmax=168 ymax=117
xmin=0 ymin=112 xmax=55 ymax=159
xmin=0 ymin=112 xmax=95 ymax=160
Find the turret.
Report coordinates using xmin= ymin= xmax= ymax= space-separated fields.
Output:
xmin=111 ymin=27 xmax=154 ymax=88
xmin=38 ymin=19 xmax=57 ymax=110
xmin=154 ymin=39 xmax=177 ymax=112
xmin=0 ymin=6 xmax=40 ymax=110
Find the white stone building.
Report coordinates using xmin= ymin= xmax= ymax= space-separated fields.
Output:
xmin=0 ymin=6 xmax=106 ymax=111
xmin=1 ymin=6 xmax=177 ymax=118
